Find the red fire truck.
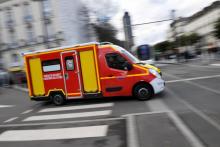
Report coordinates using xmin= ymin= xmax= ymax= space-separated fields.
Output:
xmin=23 ymin=42 xmax=165 ymax=105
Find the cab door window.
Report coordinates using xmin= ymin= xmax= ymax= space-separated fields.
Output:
xmin=65 ymin=56 xmax=74 ymax=71
xmin=105 ymin=53 xmax=128 ymax=70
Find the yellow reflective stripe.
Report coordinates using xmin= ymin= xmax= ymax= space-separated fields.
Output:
xmin=100 ymin=73 xmax=148 ymax=80
xmin=24 ymin=45 xmax=96 ymax=57
xmin=68 ymin=93 xmax=81 ymax=96
xmin=93 ymin=46 xmax=101 ymax=92
xmin=24 ymin=57 xmax=32 ymax=97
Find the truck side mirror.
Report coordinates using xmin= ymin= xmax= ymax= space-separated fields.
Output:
xmin=124 ymin=62 xmax=133 ymax=71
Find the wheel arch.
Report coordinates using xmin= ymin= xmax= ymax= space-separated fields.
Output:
xmin=48 ymin=90 xmax=66 ymax=100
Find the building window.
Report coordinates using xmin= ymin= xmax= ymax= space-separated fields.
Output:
xmin=42 ymin=59 xmax=61 ymax=72
xmin=23 ymin=2 xmax=33 ymax=23
xmin=42 ymin=0 xmax=52 ymax=18
xmin=105 ymin=53 xmax=128 ymax=70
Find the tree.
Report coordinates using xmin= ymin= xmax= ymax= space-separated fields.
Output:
xmin=92 ymin=22 xmax=125 ymax=47
xmin=154 ymin=41 xmax=173 ymax=53
xmin=176 ymin=33 xmax=201 ymax=46
xmin=214 ymin=18 xmax=220 ymax=39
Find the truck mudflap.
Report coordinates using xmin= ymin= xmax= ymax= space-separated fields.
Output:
xmin=150 ymin=78 xmax=165 ymax=94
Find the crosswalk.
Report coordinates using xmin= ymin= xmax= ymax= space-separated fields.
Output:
xmin=0 ymin=102 xmax=115 ymax=142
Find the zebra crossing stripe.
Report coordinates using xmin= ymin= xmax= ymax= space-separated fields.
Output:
xmin=23 ymin=110 xmax=112 ymax=121
xmin=0 ymin=125 xmax=108 ymax=141
xmin=0 ymin=105 xmax=14 ymax=108
xmin=39 ymin=103 xmax=114 ymax=113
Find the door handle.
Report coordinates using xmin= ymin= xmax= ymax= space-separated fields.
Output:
xmin=65 ymin=73 xmax=69 ymax=79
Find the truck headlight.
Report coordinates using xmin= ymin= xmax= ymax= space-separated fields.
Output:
xmin=149 ymin=68 xmax=161 ymax=78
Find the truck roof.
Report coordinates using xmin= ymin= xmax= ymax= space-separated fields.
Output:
xmin=22 ymin=42 xmax=113 ymax=56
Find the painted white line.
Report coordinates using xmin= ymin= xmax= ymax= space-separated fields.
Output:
xmin=166 ymin=74 xmax=220 ymax=83
xmin=165 ymin=72 xmax=220 ymax=94
xmin=211 ymin=64 xmax=220 ymax=66
xmin=122 ymin=111 xmax=169 ymax=117
xmin=147 ymin=99 xmax=205 ymax=147
xmin=0 ymin=125 xmax=108 ymax=141
xmin=0 ymin=117 xmax=124 ymax=128
xmin=126 ymin=115 xmax=140 ymax=147
xmin=23 ymin=110 xmax=112 ymax=121
xmin=21 ymin=109 xmax=33 ymax=114
xmin=0 ymin=105 xmax=14 ymax=108
xmin=166 ymin=87 xmax=220 ymax=132
xmin=4 ymin=117 xmax=18 ymax=123
xmin=39 ymin=103 xmax=114 ymax=113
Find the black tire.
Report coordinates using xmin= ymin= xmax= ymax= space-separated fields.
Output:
xmin=52 ymin=93 xmax=66 ymax=106
xmin=133 ymin=84 xmax=154 ymax=101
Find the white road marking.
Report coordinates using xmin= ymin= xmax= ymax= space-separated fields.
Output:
xmin=147 ymin=99 xmax=205 ymax=147
xmin=0 ymin=105 xmax=14 ymax=108
xmin=21 ymin=109 xmax=33 ymax=114
xmin=165 ymin=72 xmax=220 ymax=94
xmin=122 ymin=111 xmax=169 ymax=117
xmin=4 ymin=117 xmax=18 ymax=123
xmin=166 ymin=87 xmax=220 ymax=132
xmin=0 ymin=125 xmax=108 ymax=141
xmin=39 ymin=103 xmax=114 ymax=113
xmin=211 ymin=64 xmax=220 ymax=66
xmin=126 ymin=115 xmax=140 ymax=147
xmin=166 ymin=74 xmax=220 ymax=83
xmin=23 ymin=110 xmax=112 ymax=121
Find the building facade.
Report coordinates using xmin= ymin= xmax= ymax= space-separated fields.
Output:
xmin=123 ymin=12 xmax=134 ymax=51
xmin=0 ymin=0 xmax=96 ymax=71
xmin=167 ymin=1 xmax=220 ymax=50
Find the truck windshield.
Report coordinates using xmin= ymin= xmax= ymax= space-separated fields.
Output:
xmin=113 ymin=45 xmax=140 ymax=63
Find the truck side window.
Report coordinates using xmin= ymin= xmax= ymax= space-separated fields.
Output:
xmin=42 ymin=59 xmax=61 ymax=72
xmin=105 ymin=53 xmax=127 ymax=70
xmin=65 ymin=56 xmax=74 ymax=71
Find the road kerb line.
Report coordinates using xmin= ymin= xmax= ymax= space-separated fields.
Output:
xmin=4 ymin=117 xmax=18 ymax=123
xmin=166 ymin=87 xmax=220 ymax=132
xmin=167 ymin=111 xmax=205 ymax=147
xmin=147 ymin=99 xmax=205 ymax=147
xmin=126 ymin=115 xmax=140 ymax=147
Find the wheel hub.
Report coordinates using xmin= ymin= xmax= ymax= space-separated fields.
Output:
xmin=138 ymin=88 xmax=149 ymax=98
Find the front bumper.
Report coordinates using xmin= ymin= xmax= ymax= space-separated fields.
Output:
xmin=150 ymin=78 xmax=165 ymax=94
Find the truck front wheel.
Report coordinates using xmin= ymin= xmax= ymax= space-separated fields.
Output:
xmin=133 ymin=84 xmax=154 ymax=101
xmin=52 ymin=93 xmax=66 ymax=106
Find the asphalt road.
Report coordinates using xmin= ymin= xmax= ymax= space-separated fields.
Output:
xmin=0 ymin=63 xmax=220 ymax=147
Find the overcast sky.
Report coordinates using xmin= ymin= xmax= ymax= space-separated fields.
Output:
xmin=107 ymin=0 xmax=217 ymax=45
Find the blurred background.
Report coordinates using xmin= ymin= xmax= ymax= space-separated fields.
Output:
xmin=0 ymin=0 xmax=219 ymax=86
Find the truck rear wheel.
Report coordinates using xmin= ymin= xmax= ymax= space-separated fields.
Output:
xmin=133 ymin=84 xmax=154 ymax=101
xmin=52 ymin=93 xmax=66 ymax=106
